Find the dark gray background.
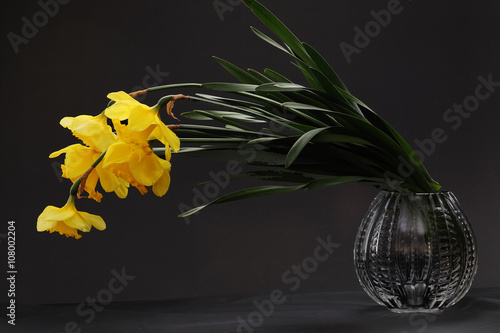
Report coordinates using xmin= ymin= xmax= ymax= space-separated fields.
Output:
xmin=1 ymin=0 xmax=499 ymax=306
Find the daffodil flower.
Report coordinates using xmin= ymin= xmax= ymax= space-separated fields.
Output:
xmin=52 ymin=113 xmax=128 ymax=200
xmin=37 ymin=196 xmax=106 ymax=239
xmin=60 ymin=113 xmax=116 ymax=153
xmin=102 ymin=120 xmax=172 ymax=196
xmin=51 ymin=144 xmax=129 ymax=201
xmin=104 ymin=91 xmax=181 ymax=153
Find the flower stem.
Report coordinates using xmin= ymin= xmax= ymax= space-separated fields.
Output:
xmin=69 ymin=150 xmax=107 ymax=198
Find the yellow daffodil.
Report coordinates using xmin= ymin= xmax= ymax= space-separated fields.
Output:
xmin=60 ymin=113 xmax=116 ymax=153
xmin=51 ymin=144 xmax=129 ymax=201
xmin=51 ymin=144 xmax=104 ymax=201
xmin=37 ymin=196 xmax=106 ymax=239
xmin=53 ymin=113 xmax=129 ymax=200
xmin=102 ymin=120 xmax=172 ymax=196
xmin=104 ymin=91 xmax=181 ymax=153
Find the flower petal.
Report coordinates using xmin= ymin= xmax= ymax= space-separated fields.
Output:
xmin=103 ymin=142 xmax=132 ymax=167
xmin=105 ymin=91 xmax=151 ymax=121
xmin=79 ymin=211 xmax=106 ymax=231
xmin=48 ymin=221 xmax=82 ymax=239
xmin=128 ymin=107 xmax=156 ymax=132
xmin=152 ymin=121 xmax=180 ymax=153
xmin=152 ymin=169 xmax=171 ymax=197
xmin=60 ymin=116 xmax=74 ymax=128
xmin=128 ymin=150 xmax=163 ymax=186
xmin=64 ymin=211 xmax=92 ymax=231
xmin=37 ymin=205 xmax=62 ymax=231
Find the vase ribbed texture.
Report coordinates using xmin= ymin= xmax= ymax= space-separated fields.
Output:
xmin=354 ymin=191 xmax=478 ymax=312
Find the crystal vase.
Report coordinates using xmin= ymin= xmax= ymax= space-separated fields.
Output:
xmin=353 ymin=191 xmax=478 ymax=313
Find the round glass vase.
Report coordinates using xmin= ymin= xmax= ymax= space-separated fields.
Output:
xmin=353 ymin=191 xmax=478 ymax=313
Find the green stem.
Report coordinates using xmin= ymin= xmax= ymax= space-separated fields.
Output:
xmin=69 ymin=150 xmax=107 ymax=197
xmin=148 ymin=83 xmax=203 ymax=92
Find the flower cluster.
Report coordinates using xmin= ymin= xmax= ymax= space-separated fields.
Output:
xmin=37 ymin=91 xmax=184 ymax=239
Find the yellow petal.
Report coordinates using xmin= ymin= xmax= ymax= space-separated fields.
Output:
xmin=105 ymin=102 xmax=133 ymax=121
xmin=96 ymin=163 xmax=122 ymax=192
xmin=128 ymin=107 xmax=156 ymax=132
xmin=64 ymin=211 xmax=91 ymax=231
xmin=113 ymin=178 xmax=129 ymax=199
xmin=105 ymin=91 xmax=151 ymax=121
xmin=152 ymin=169 xmax=171 ymax=197
xmin=37 ymin=205 xmax=62 ymax=231
xmin=83 ymin=169 xmax=103 ymax=203
xmin=107 ymin=91 xmax=136 ymax=102
xmin=152 ymin=121 xmax=181 ymax=153
xmin=49 ymin=143 xmax=83 ymax=158
xmin=79 ymin=211 xmax=106 ymax=231
xmin=128 ymin=150 xmax=163 ymax=186
xmin=48 ymin=221 xmax=82 ymax=239
xmin=61 ymin=145 xmax=96 ymax=179
xmin=60 ymin=116 xmax=74 ymax=128
xmin=103 ymin=142 xmax=132 ymax=168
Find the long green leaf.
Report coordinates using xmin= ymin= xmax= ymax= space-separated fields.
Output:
xmin=256 ymin=82 xmax=306 ymax=92
xmin=247 ymin=68 xmax=273 ymax=83
xmin=290 ymin=60 xmax=324 ymax=91
xmin=204 ymin=169 xmax=320 ymax=185
xmin=201 ymin=82 xmax=257 ymax=92
xmin=213 ymin=56 xmax=263 ymax=85
xmin=302 ymin=43 xmax=347 ymax=91
xmin=249 ymin=26 xmax=292 ymax=55
xmin=182 ymin=110 xmax=265 ymax=123
xmin=184 ymin=110 xmax=255 ymax=131
xmin=242 ymin=0 xmax=314 ymax=64
xmin=179 ymin=175 xmax=368 ymax=217
xmin=263 ymin=68 xmax=292 ymax=82
xmin=195 ymin=93 xmax=263 ymax=108
xmin=286 ymin=127 xmax=330 ymax=168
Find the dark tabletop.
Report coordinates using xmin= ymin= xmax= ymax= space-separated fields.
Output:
xmin=4 ymin=288 xmax=500 ymax=333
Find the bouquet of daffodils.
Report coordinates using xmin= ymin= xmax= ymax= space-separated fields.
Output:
xmin=38 ymin=0 xmax=440 ymax=239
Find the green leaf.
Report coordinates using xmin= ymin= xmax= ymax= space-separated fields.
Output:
xmin=178 ymin=175 xmax=368 ymax=217
xmin=314 ymin=132 xmax=374 ymax=146
xmin=182 ymin=110 xmax=265 ymax=123
xmin=263 ymin=68 xmax=292 ymax=83
xmin=180 ymin=138 xmax=248 ymax=143
xmin=195 ymin=93 xmax=263 ymax=108
xmin=303 ymin=43 xmax=347 ymax=91
xmin=188 ymin=95 xmax=302 ymax=134
xmin=308 ymin=67 xmax=350 ymax=104
xmin=213 ymin=56 xmax=263 ymax=85
xmin=179 ymin=185 xmax=304 ymax=217
xmin=256 ymin=82 xmax=306 ymax=92
xmin=201 ymin=82 xmax=257 ymax=92
xmin=249 ymin=26 xmax=292 ymax=55
xmin=246 ymin=137 xmax=282 ymax=145
xmin=242 ymin=0 xmax=313 ymax=64
xmin=290 ymin=59 xmax=324 ymax=91
xmin=286 ymin=127 xmax=330 ymax=168
xmin=187 ymin=110 xmax=255 ymax=131
xmin=147 ymin=82 xmax=203 ymax=92
xmin=247 ymin=68 xmax=273 ymax=83
xmin=219 ymin=169 xmax=320 ymax=184
xmin=282 ymin=101 xmax=339 ymax=113
xmin=367 ymin=111 xmax=440 ymax=190
xmin=178 ymin=124 xmax=266 ymax=138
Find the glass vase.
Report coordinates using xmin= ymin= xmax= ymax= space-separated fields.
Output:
xmin=353 ymin=191 xmax=478 ymax=313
